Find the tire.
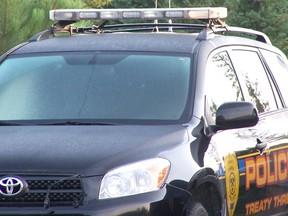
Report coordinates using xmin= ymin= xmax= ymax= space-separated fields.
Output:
xmin=186 ymin=200 xmax=209 ymax=216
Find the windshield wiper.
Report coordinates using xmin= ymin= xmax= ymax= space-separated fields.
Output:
xmin=39 ymin=120 xmax=120 ymax=126
xmin=0 ymin=121 xmax=23 ymax=126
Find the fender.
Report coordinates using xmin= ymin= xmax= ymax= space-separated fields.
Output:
xmin=189 ymin=168 xmax=224 ymax=197
xmin=187 ymin=168 xmax=225 ymax=215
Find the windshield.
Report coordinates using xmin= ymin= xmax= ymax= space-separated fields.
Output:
xmin=0 ymin=52 xmax=191 ymax=124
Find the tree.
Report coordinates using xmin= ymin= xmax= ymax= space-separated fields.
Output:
xmin=83 ymin=0 xmax=112 ymax=8
xmin=1 ymin=0 xmax=288 ymax=56
xmin=0 ymin=0 xmax=84 ymax=55
xmin=224 ymin=0 xmax=288 ymax=56
xmin=107 ymin=0 xmax=156 ymax=8
xmin=107 ymin=0 xmax=288 ymax=56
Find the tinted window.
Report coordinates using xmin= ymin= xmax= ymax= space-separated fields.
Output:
xmin=206 ymin=51 xmax=244 ymax=117
xmin=232 ymin=50 xmax=277 ymax=113
xmin=0 ymin=52 xmax=191 ymax=123
xmin=260 ymin=49 xmax=288 ymax=105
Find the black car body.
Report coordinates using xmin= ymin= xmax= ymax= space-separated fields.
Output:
xmin=0 ymin=7 xmax=288 ymax=216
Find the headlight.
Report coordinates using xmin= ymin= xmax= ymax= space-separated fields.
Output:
xmin=99 ymin=158 xmax=170 ymax=199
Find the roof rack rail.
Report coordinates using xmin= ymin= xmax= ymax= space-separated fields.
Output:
xmin=197 ymin=26 xmax=271 ymax=44
xmin=29 ymin=22 xmax=271 ymax=45
xmin=29 ymin=28 xmax=54 ymax=42
xmin=29 ymin=21 xmax=75 ymax=42
xmin=28 ymin=22 xmax=208 ymax=41
xmin=78 ymin=23 xmax=206 ymax=33
xmin=0 ymin=42 xmax=29 ymax=63
xmin=225 ymin=26 xmax=271 ymax=44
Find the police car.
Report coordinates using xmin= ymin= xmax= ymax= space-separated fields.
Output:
xmin=0 ymin=7 xmax=288 ymax=216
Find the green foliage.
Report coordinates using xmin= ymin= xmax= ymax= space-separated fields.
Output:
xmin=108 ymin=0 xmax=288 ymax=57
xmin=0 ymin=0 xmax=84 ymax=55
xmin=83 ymin=0 xmax=112 ymax=8
xmin=0 ymin=0 xmax=288 ymax=56
xmin=225 ymin=0 xmax=288 ymax=56
xmin=108 ymin=0 xmax=156 ymax=8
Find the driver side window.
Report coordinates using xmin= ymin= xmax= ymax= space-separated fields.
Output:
xmin=205 ymin=51 xmax=244 ymax=119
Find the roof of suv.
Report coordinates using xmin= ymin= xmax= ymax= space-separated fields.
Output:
xmin=12 ymin=32 xmax=280 ymax=58
xmin=12 ymin=33 xmax=199 ymax=54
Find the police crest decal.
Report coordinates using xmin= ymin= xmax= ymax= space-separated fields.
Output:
xmin=224 ymin=153 xmax=240 ymax=216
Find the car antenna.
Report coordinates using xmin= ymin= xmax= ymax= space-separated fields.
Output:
xmin=153 ymin=0 xmax=159 ymax=32
xmin=168 ymin=0 xmax=173 ymax=32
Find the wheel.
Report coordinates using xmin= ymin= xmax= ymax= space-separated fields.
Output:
xmin=186 ymin=200 xmax=209 ymax=216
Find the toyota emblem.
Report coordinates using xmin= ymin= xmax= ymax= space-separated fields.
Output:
xmin=0 ymin=176 xmax=28 ymax=197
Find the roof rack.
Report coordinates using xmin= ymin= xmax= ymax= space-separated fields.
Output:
xmin=28 ymin=7 xmax=271 ymax=45
xmin=0 ymin=42 xmax=29 ymax=63
xmin=28 ymin=22 xmax=207 ymax=42
xmin=32 ymin=7 xmax=227 ymax=41
xmin=74 ymin=23 xmax=206 ymax=33
xmin=196 ymin=26 xmax=271 ymax=44
xmin=225 ymin=26 xmax=271 ymax=44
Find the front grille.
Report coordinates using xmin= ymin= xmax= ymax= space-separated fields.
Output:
xmin=0 ymin=175 xmax=84 ymax=207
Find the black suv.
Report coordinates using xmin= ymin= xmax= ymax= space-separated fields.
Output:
xmin=1 ymin=7 xmax=288 ymax=216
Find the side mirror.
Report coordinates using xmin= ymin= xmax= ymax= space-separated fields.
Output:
xmin=215 ymin=101 xmax=259 ymax=130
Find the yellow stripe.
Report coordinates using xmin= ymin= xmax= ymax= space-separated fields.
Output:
xmin=237 ymin=152 xmax=258 ymax=159
xmin=237 ymin=145 xmax=288 ymax=159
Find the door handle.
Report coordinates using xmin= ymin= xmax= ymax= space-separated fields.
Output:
xmin=256 ymin=138 xmax=267 ymax=152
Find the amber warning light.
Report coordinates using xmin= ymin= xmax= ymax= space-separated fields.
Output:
xmin=49 ymin=7 xmax=227 ymax=21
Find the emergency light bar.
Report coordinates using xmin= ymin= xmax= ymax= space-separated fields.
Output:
xmin=49 ymin=7 xmax=227 ymax=21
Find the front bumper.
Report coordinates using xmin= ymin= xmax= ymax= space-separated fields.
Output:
xmin=0 ymin=184 xmax=188 ymax=216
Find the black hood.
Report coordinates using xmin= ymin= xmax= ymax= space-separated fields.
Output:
xmin=0 ymin=125 xmax=188 ymax=175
